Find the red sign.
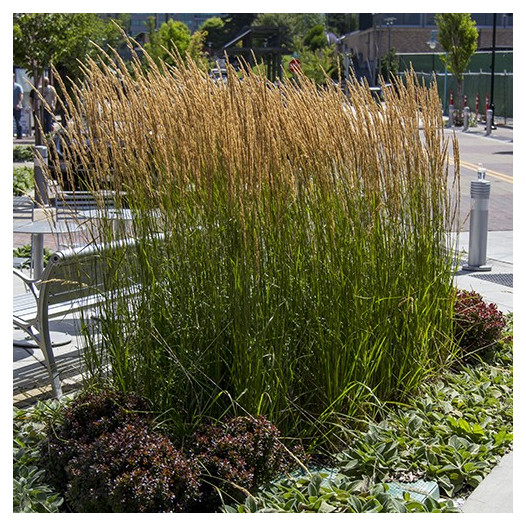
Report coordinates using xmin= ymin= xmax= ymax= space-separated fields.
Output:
xmin=288 ymin=58 xmax=301 ymax=73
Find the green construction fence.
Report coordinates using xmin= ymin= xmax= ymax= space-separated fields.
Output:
xmin=397 ymin=51 xmax=513 ymax=118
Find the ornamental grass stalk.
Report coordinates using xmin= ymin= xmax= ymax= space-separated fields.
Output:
xmin=47 ymin=46 xmax=460 ymax=447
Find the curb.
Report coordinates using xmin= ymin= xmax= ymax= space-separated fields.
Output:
xmin=460 ymin=452 xmax=513 ymax=513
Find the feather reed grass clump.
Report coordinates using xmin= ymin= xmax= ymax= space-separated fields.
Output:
xmin=48 ymin=49 xmax=460 ymax=447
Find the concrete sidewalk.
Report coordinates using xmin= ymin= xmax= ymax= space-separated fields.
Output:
xmin=451 ymin=230 xmax=513 ymax=314
xmin=460 ymin=452 xmax=513 ymax=513
xmin=449 ymin=230 xmax=513 ymax=513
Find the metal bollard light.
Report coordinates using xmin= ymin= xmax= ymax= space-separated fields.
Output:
xmin=34 ymin=145 xmax=49 ymax=206
xmin=485 ymin=109 xmax=493 ymax=136
xmin=463 ymin=165 xmax=492 ymax=271
xmin=463 ymin=106 xmax=470 ymax=132
xmin=448 ymin=104 xmax=455 ymax=127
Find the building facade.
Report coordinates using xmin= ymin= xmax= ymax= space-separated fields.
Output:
xmin=342 ymin=13 xmax=513 ymax=82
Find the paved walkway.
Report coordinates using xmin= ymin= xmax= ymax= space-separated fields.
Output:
xmin=451 ymin=230 xmax=513 ymax=513
xmin=461 ymin=452 xmax=513 ymax=513
xmin=447 ymin=123 xmax=514 ymax=512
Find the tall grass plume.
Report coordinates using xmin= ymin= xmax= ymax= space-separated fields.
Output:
xmin=47 ymin=48 xmax=460 ymax=447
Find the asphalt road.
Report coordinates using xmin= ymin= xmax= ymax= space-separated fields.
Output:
xmin=444 ymin=126 xmax=513 ymax=232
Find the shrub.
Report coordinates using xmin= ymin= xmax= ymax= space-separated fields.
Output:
xmin=13 ymin=145 xmax=34 ymax=162
xmin=189 ymin=415 xmax=306 ymax=511
xmin=40 ymin=389 xmax=151 ymax=493
xmin=66 ymin=423 xmax=201 ymax=512
xmin=40 ymin=389 xmax=303 ymax=512
xmin=41 ymin=389 xmax=201 ymax=512
xmin=453 ymin=290 xmax=506 ymax=359
xmin=13 ymin=165 xmax=34 ymax=195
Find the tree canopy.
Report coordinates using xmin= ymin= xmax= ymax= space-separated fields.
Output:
xmin=145 ymin=18 xmax=191 ymax=62
xmin=13 ymin=13 xmax=126 ymax=143
xmin=435 ymin=13 xmax=478 ymax=109
xmin=299 ymin=46 xmax=339 ymax=84
xmin=199 ymin=17 xmax=226 ymax=48
xmin=303 ymin=24 xmax=328 ymax=52
xmin=144 ymin=17 xmax=208 ymax=69
xmin=13 ymin=13 xmax=125 ymax=78
xmin=253 ymin=13 xmax=326 ymax=52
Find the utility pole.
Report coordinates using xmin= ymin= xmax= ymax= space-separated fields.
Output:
xmin=384 ymin=17 xmax=396 ymax=53
xmin=371 ymin=13 xmax=378 ymax=84
xmin=489 ymin=13 xmax=497 ymax=120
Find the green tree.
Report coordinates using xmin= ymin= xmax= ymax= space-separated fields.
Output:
xmin=144 ymin=18 xmax=208 ymax=70
xmin=145 ymin=18 xmax=192 ymax=65
xmin=13 ymin=13 xmax=125 ymax=142
xmin=187 ymin=30 xmax=210 ymax=71
xmin=199 ymin=16 xmax=227 ymax=49
xmin=380 ymin=48 xmax=399 ymax=81
xmin=303 ymin=24 xmax=328 ymax=52
xmin=435 ymin=13 xmax=478 ymax=111
xmin=298 ymin=45 xmax=339 ymax=84
xmin=253 ymin=13 xmax=326 ymax=52
xmin=13 ymin=13 xmax=125 ymax=84
xmin=13 ymin=14 xmax=67 ymax=76
xmin=55 ymin=16 xmax=126 ymax=88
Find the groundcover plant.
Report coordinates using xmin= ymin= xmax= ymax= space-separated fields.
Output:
xmin=14 ymin=317 xmax=511 ymax=512
xmin=226 ymin=325 xmax=513 ymax=513
xmin=47 ymin=43 xmax=460 ymax=447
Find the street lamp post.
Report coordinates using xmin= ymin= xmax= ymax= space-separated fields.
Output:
xmin=489 ymin=13 xmax=497 ymax=122
xmin=427 ymin=29 xmax=437 ymax=73
xmin=384 ymin=17 xmax=395 ymax=53
xmin=383 ymin=17 xmax=396 ymax=82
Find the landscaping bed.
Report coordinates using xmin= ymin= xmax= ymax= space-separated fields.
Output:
xmin=12 ymin=49 xmax=512 ymax=513
xmin=13 ymin=146 xmax=35 ymax=197
xmin=14 ymin=299 xmax=512 ymax=513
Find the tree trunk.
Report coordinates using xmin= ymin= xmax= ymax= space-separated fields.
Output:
xmin=32 ymin=66 xmax=44 ymax=146
xmin=455 ymin=77 xmax=464 ymax=126
xmin=456 ymin=77 xmax=463 ymax=112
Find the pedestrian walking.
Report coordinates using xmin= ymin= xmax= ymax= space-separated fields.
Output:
xmin=42 ymin=76 xmax=57 ymax=134
xmin=29 ymin=87 xmax=39 ymax=136
xmin=13 ymin=73 xmax=23 ymax=139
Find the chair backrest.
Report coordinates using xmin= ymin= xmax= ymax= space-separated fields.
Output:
xmin=55 ymin=191 xmax=116 ymax=222
xmin=13 ymin=195 xmax=34 ymax=222
xmin=39 ymin=237 xmax=139 ymax=309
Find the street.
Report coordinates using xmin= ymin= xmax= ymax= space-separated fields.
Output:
xmin=444 ymin=126 xmax=513 ymax=232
